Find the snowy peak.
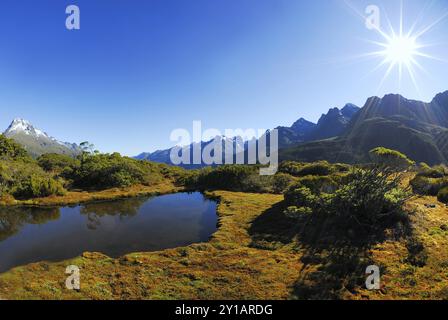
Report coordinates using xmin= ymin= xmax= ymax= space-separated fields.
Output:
xmin=4 ymin=118 xmax=49 ymax=138
xmin=3 ymin=118 xmax=80 ymax=157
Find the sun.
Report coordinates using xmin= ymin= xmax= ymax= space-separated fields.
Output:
xmin=368 ymin=20 xmax=431 ymax=94
xmin=345 ymin=1 xmax=448 ymax=95
xmin=383 ymin=35 xmax=418 ymax=65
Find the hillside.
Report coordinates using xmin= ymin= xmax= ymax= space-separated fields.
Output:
xmin=280 ymin=91 xmax=448 ymax=165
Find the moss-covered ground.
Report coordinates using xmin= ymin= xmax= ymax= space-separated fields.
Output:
xmin=0 ymin=191 xmax=447 ymax=300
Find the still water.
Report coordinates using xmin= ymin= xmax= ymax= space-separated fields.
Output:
xmin=0 ymin=192 xmax=217 ymax=273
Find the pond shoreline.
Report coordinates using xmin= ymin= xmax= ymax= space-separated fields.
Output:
xmin=0 ymin=191 xmax=219 ymax=274
xmin=0 ymin=191 xmax=297 ymax=300
xmin=0 ymin=182 xmax=182 ymax=208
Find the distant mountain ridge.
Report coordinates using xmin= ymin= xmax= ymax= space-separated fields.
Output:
xmin=3 ymin=118 xmax=80 ymax=158
xmin=281 ymin=91 xmax=448 ymax=165
xmin=136 ymin=91 xmax=448 ymax=167
xmin=136 ymin=103 xmax=361 ymax=166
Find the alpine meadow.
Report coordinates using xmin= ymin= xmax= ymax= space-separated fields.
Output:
xmin=1 ymin=0 xmax=448 ymax=307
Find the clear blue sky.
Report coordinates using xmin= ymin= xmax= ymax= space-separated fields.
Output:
xmin=0 ymin=0 xmax=447 ymax=155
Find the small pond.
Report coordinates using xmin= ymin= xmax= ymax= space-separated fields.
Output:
xmin=0 ymin=192 xmax=218 ymax=273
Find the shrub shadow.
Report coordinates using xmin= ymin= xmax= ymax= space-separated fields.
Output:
xmin=249 ymin=202 xmax=418 ymax=299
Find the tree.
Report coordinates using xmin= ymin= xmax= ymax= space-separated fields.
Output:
xmin=79 ymin=141 xmax=96 ymax=168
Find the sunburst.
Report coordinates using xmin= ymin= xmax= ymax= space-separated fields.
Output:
xmin=345 ymin=0 xmax=448 ymax=95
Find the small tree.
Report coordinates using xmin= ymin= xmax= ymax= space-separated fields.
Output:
xmin=79 ymin=141 xmax=96 ymax=169
xmin=284 ymin=166 xmax=411 ymax=236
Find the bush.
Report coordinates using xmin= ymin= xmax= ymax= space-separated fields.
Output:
xmin=38 ymin=153 xmax=80 ymax=173
xmin=437 ymin=187 xmax=448 ymax=204
xmin=272 ymin=173 xmax=296 ymax=194
xmin=295 ymin=161 xmax=333 ymax=177
xmin=74 ymin=153 xmax=163 ymax=189
xmin=0 ymin=135 xmax=30 ymax=160
xmin=369 ymin=147 xmax=415 ymax=170
xmin=279 ymin=161 xmax=350 ymax=178
xmin=294 ymin=175 xmax=339 ymax=194
xmin=14 ymin=175 xmax=65 ymax=199
xmin=194 ymin=165 xmax=257 ymax=191
xmin=410 ymin=175 xmax=448 ymax=196
xmin=240 ymin=175 xmax=274 ymax=193
xmin=0 ymin=160 xmax=65 ymax=199
xmin=329 ymin=169 xmax=409 ymax=227
xmin=285 ymin=167 xmax=410 ymax=234
xmin=284 ymin=206 xmax=312 ymax=219
xmin=284 ymin=186 xmax=321 ymax=208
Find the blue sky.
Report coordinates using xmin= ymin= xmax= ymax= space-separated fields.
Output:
xmin=0 ymin=0 xmax=447 ymax=155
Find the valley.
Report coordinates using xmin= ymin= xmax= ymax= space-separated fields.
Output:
xmin=1 ymin=91 xmax=448 ymax=300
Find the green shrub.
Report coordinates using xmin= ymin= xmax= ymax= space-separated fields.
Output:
xmin=285 ymin=167 xmax=410 ymax=234
xmin=194 ymin=165 xmax=257 ymax=191
xmin=14 ymin=175 xmax=65 ymax=199
xmin=369 ymin=147 xmax=415 ymax=170
xmin=288 ymin=175 xmax=339 ymax=194
xmin=284 ymin=186 xmax=320 ymax=208
xmin=0 ymin=135 xmax=30 ymax=160
xmin=284 ymin=206 xmax=313 ymax=219
xmin=295 ymin=161 xmax=333 ymax=177
xmin=279 ymin=161 xmax=351 ymax=177
xmin=272 ymin=173 xmax=296 ymax=194
xmin=0 ymin=160 xmax=60 ymax=199
xmin=410 ymin=175 xmax=448 ymax=196
xmin=74 ymin=153 xmax=163 ymax=189
xmin=437 ymin=187 xmax=448 ymax=204
xmin=278 ymin=161 xmax=304 ymax=176
xmin=38 ymin=153 xmax=80 ymax=173
xmin=240 ymin=175 xmax=274 ymax=193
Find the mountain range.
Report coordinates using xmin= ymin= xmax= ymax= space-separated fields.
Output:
xmin=4 ymin=90 xmax=448 ymax=166
xmin=280 ymin=91 xmax=448 ymax=165
xmin=135 ymin=103 xmax=362 ymax=164
xmin=2 ymin=118 xmax=80 ymax=158
xmin=136 ymin=91 xmax=448 ymax=166
xmin=134 ymin=102 xmax=363 ymax=165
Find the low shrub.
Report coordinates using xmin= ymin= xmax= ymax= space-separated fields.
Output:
xmin=294 ymin=161 xmax=333 ymax=177
xmin=194 ymin=165 xmax=257 ymax=191
xmin=0 ymin=135 xmax=30 ymax=161
xmin=294 ymin=175 xmax=339 ymax=194
xmin=38 ymin=153 xmax=80 ymax=173
xmin=437 ymin=187 xmax=448 ymax=204
xmin=369 ymin=147 xmax=415 ymax=170
xmin=279 ymin=161 xmax=350 ymax=178
xmin=285 ymin=167 xmax=410 ymax=235
xmin=73 ymin=153 xmax=163 ymax=190
xmin=13 ymin=175 xmax=66 ymax=199
xmin=410 ymin=175 xmax=448 ymax=196
xmin=272 ymin=173 xmax=296 ymax=194
xmin=284 ymin=186 xmax=321 ymax=209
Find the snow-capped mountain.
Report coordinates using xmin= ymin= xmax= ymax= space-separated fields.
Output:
xmin=5 ymin=118 xmax=48 ymax=137
xmin=3 ymin=118 xmax=80 ymax=157
xmin=136 ymin=135 xmax=248 ymax=169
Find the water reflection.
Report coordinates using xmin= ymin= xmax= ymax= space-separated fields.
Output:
xmin=80 ymin=197 xmax=148 ymax=230
xmin=0 ymin=207 xmax=60 ymax=241
xmin=0 ymin=192 xmax=217 ymax=273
